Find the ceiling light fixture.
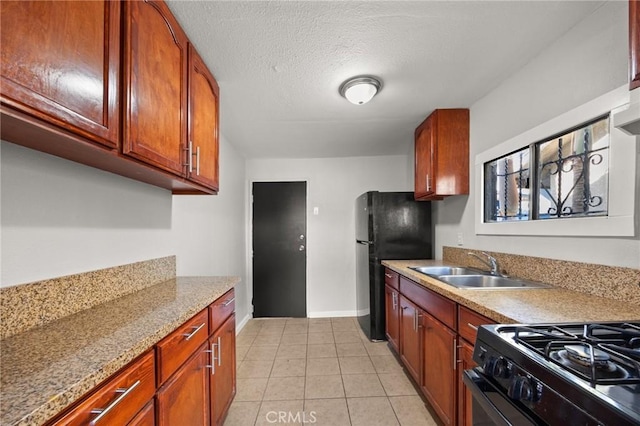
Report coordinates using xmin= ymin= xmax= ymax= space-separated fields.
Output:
xmin=339 ymin=76 xmax=382 ymax=105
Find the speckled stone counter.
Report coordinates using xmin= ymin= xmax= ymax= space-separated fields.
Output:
xmin=0 ymin=276 xmax=239 ymax=426
xmin=382 ymin=260 xmax=640 ymax=324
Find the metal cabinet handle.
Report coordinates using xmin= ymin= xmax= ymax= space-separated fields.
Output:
xmin=206 ymin=343 xmax=216 ymax=375
xmin=385 ymin=273 xmax=393 ymax=279
xmin=188 ymin=141 xmax=193 ymax=173
xmin=89 ymin=380 xmax=141 ymax=425
xmin=206 ymin=336 xmax=223 ymax=375
xmin=196 ymin=146 xmax=200 ymax=176
xmin=222 ymin=297 xmax=235 ymax=307
xmin=467 ymin=323 xmax=479 ymax=331
xmin=217 ymin=336 xmax=222 ymax=366
xmin=426 ymin=173 xmax=431 ymax=191
xmin=299 ymin=245 xmax=305 ymax=251
xmin=182 ymin=322 xmax=206 ymax=340
xmin=453 ymin=338 xmax=457 ymax=370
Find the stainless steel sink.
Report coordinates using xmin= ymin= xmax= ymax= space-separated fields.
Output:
xmin=410 ymin=266 xmax=488 ymax=276
xmin=437 ymin=275 xmax=551 ymax=290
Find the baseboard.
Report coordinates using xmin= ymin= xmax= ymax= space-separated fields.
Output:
xmin=235 ymin=313 xmax=252 ymax=334
xmin=307 ymin=310 xmax=358 ymax=318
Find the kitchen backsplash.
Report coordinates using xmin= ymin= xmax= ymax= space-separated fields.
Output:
xmin=0 ymin=256 xmax=176 ymax=339
xmin=443 ymin=247 xmax=640 ymax=307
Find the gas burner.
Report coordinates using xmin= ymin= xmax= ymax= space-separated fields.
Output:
xmin=550 ymin=344 xmax=630 ymax=381
xmin=564 ymin=344 xmax=610 ymax=367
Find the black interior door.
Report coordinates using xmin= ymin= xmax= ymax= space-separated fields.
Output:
xmin=252 ymin=181 xmax=307 ymax=317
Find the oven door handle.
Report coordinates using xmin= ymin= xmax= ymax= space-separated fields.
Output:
xmin=463 ymin=369 xmax=520 ymax=426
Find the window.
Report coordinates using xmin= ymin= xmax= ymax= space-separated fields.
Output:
xmin=484 ymin=116 xmax=610 ymax=223
xmin=475 ymin=85 xmax=636 ymax=237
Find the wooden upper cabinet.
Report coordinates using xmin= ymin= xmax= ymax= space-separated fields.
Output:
xmin=123 ymin=0 xmax=188 ymax=176
xmin=414 ymin=109 xmax=469 ymax=201
xmin=0 ymin=0 xmax=120 ymax=148
xmin=631 ymin=0 xmax=640 ymax=89
xmin=414 ymin=116 xmax=435 ymax=199
xmin=188 ymin=45 xmax=220 ymax=192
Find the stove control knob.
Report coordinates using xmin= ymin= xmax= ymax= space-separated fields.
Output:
xmin=508 ymin=376 xmax=541 ymax=402
xmin=484 ymin=356 xmax=511 ymax=379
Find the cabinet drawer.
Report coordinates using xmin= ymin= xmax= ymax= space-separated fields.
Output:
xmin=384 ymin=268 xmax=399 ymax=290
xmin=399 ymin=276 xmax=456 ymax=330
xmin=458 ymin=306 xmax=493 ymax=345
xmin=52 ymin=350 xmax=155 ymax=426
xmin=157 ymin=309 xmax=209 ymax=385
xmin=210 ymin=288 xmax=235 ymax=334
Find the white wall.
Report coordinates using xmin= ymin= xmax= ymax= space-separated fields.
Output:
xmin=1 ymin=136 xmax=249 ymax=320
xmin=434 ymin=1 xmax=640 ymax=268
xmin=246 ymin=155 xmax=412 ymax=317
xmin=172 ymin=137 xmax=250 ymax=323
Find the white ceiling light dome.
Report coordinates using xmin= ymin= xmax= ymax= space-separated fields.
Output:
xmin=339 ymin=76 xmax=382 ymax=105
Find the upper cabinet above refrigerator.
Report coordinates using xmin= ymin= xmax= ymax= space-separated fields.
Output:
xmin=414 ymin=109 xmax=470 ymax=201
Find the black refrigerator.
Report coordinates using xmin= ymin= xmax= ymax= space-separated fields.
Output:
xmin=355 ymin=191 xmax=432 ymax=341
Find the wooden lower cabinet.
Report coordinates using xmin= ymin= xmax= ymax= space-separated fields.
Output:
xmin=49 ymin=290 xmax=237 ymax=426
xmin=399 ymin=295 xmax=422 ymax=383
xmin=157 ymin=343 xmax=211 ymax=426
xmin=385 ymin=272 xmax=496 ymax=426
xmin=385 ymin=284 xmax=400 ymax=352
xmin=421 ymin=312 xmax=457 ymax=425
xmin=129 ymin=400 xmax=155 ymax=426
xmin=51 ymin=351 xmax=155 ymax=426
xmin=210 ymin=314 xmax=237 ymax=425
xmin=458 ymin=339 xmax=476 ymax=426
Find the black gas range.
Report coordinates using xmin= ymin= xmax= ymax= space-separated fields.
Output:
xmin=463 ymin=321 xmax=640 ymax=426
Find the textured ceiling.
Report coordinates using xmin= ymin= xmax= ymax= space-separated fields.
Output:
xmin=166 ymin=1 xmax=605 ymax=159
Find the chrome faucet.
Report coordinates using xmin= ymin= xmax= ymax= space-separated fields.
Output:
xmin=468 ymin=252 xmax=503 ymax=276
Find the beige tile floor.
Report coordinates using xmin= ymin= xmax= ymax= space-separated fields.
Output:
xmin=224 ymin=317 xmax=439 ymax=426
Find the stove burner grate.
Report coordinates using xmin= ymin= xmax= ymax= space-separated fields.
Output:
xmin=510 ymin=323 xmax=640 ymax=387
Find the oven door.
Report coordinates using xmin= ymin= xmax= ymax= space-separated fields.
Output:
xmin=463 ymin=369 xmax=540 ymax=426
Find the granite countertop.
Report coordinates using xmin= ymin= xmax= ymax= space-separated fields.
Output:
xmin=382 ymin=260 xmax=640 ymax=324
xmin=0 ymin=276 xmax=239 ymax=426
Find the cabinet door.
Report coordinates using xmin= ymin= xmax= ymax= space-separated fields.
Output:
xmin=421 ymin=312 xmax=456 ymax=426
xmin=157 ymin=343 xmax=210 ymax=426
xmin=414 ymin=115 xmax=435 ymax=199
xmin=631 ymin=0 xmax=640 ymax=89
xmin=457 ymin=339 xmax=476 ymax=426
xmin=1 ymin=0 xmax=120 ymax=148
xmin=385 ymin=285 xmax=400 ymax=353
xmin=210 ymin=314 xmax=236 ymax=426
xmin=399 ymin=295 xmax=421 ymax=383
xmin=188 ymin=44 xmax=220 ymax=191
xmin=123 ymin=0 xmax=188 ymax=175
xmin=129 ymin=400 xmax=155 ymax=426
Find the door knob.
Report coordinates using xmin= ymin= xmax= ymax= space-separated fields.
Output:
xmin=299 ymin=245 xmax=305 ymax=251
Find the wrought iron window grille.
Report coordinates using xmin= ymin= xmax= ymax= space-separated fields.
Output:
xmin=484 ymin=114 xmax=610 ymax=223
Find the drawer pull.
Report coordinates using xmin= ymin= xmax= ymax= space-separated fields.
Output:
xmin=89 ymin=380 xmax=141 ymax=425
xmin=467 ymin=323 xmax=479 ymax=331
xmin=222 ymin=297 xmax=235 ymax=307
xmin=385 ymin=273 xmax=393 ymax=279
xmin=183 ymin=322 xmax=206 ymax=340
